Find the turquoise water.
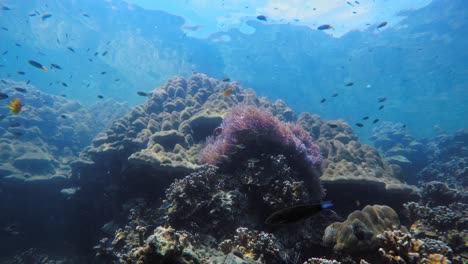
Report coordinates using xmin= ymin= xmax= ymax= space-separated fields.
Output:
xmin=0 ymin=0 xmax=466 ymax=140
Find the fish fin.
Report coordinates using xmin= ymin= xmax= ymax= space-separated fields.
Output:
xmin=41 ymin=66 xmax=48 ymax=72
xmin=321 ymin=201 xmax=333 ymax=209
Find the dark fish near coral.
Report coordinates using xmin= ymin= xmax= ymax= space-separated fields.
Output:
xmin=317 ymin=24 xmax=334 ymax=30
xmin=3 ymin=223 xmax=19 ymax=235
xmin=320 ymin=98 xmax=326 ymax=103
xmin=17 ymin=71 xmax=25 ymax=75
xmin=377 ymin=21 xmax=388 ymax=29
xmin=378 ymin=97 xmax=386 ymax=103
xmin=61 ymin=82 xmax=68 ymax=87
xmin=97 ymin=95 xmax=104 ymax=99
xmin=50 ymin=63 xmax=62 ymax=70
xmin=29 ymin=13 xmax=37 ymax=17
xmin=102 ymin=51 xmax=108 ymax=56
xmin=1 ymin=80 xmax=7 ymax=84
xmin=265 ymin=201 xmax=333 ymax=225
xmin=222 ymin=77 xmax=231 ymax=82
xmin=222 ymin=87 xmax=234 ymax=97
xmin=9 ymin=131 xmax=23 ymax=136
xmin=28 ymin=60 xmax=48 ymax=72
xmin=256 ymin=15 xmax=267 ymax=21
xmin=345 ymin=82 xmax=354 ymax=86
xmin=13 ymin=87 xmax=27 ymax=93
xmin=355 ymin=123 xmax=364 ymax=127
xmin=327 ymin=123 xmax=338 ymax=128
xmin=379 ymin=105 xmax=384 ymax=110
xmin=137 ymin=91 xmax=148 ymax=97
xmin=331 ymin=93 xmax=338 ymax=97
xmin=67 ymin=47 xmax=75 ymax=52
xmin=9 ymin=122 xmax=21 ymax=128
xmin=362 ymin=116 xmax=369 ymax=120
xmin=373 ymin=119 xmax=380 ymax=124
xmin=0 ymin=93 xmax=8 ymax=99
xmin=60 ymin=114 xmax=67 ymax=119
xmin=41 ymin=14 xmax=52 ymax=21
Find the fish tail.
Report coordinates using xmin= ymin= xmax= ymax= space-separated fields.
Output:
xmin=321 ymin=201 xmax=333 ymax=209
xmin=41 ymin=66 xmax=48 ymax=72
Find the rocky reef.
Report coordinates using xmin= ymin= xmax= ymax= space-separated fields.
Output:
xmin=63 ymin=74 xmax=427 ymax=264
xmin=0 ymin=80 xmax=128 ymax=258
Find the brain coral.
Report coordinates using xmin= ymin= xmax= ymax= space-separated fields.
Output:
xmin=322 ymin=205 xmax=402 ymax=253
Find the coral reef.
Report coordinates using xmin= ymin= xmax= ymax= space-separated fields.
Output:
xmin=322 ymin=205 xmax=402 ymax=253
xmin=376 ymin=230 xmax=453 ymax=264
xmin=369 ymin=122 xmax=428 ymax=180
xmin=417 ymin=128 xmax=468 ymax=187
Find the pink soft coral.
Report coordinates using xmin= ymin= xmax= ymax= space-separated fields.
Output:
xmin=199 ymin=105 xmax=322 ymax=167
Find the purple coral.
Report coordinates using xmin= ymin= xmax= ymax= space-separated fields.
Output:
xmin=199 ymin=105 xmax=322 ymax=167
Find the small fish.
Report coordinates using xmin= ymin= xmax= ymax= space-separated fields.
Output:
xmin=28 ymin=60 xmax=48 ymax=72
xmin=2 ymin=50 xmax=7 ymax=55
xmin=60 ymin=94 xmax=67 ymax=97
xmin=9 ymin=131 xmax=23 ymax=136
xmin=1 ymin=27 xmax=8 ymax=31
xmin=320 ymin=98 xmax=326 ymax=103
xmin=379 ymin=105 xmax=384 ymax=110
xmin=256 ymin=15 xmax=267 ymax=21
xmin=137 ymin=91 xmax=148 ymax=97
xmin=355 ymin=123 xmax=364 ymax=127
xmin=222 ymin=87 xmax=233 ymax=97
xmin=222 ymin=77 xmax=231 ymax=82
xmin=114 ymin=78 xmax=120 ymax=82
xmin=378 ymin=97 xmax=386 ymax=103
xmin=41 ymin=14 xmax=52 ymax=21
xmin=13 ymin=87 xmax=27 ymax=93
xmin=402 ymin=124 xmax=406 ymax=128
xmin=9 ymin=122 xmax=21 ymax=128
xmin=101 ymin=71 xmax=106 ymax=75
xmin=29 ymin=13 xmax=37 ymax=17
xmin=327 ymin=123 xmax=338 ymax=128
xmin=0 ymin=93 xmax=8 ymax=99
xmin=355 ymin=1 xmax=360 ymax=4
xmin=362 ymin=116 xmax=369 ymax=120
xmin=331 ymin=93 xmax=338 ymax=97
xmin=83 ymin=14 xmax=90 ymax=18
xmin=94 ymin=52 xmax=99 ymax=56
xmin=97 ymin=95 xmax=104 ymax=99
xmin=373 ymin=119 xmax=380 ymax=124
xmin=50 ymin=63 xmax=62 ymax=69
xmin=265 ymin=201 xmax=333 ymax=225
xmin=60 ymin=114 xmax=67 ymax=119
xmin=26 ymin=80 xmax=30 ymax=84
xmin=102 ymin=51 xmax=108 ymax=56
xmin=345 ymin=82 xmax=354 ymax=86
xmin=346 ymin=1 xmax=354 ymax=6
xmin=17 ymin=71 xmax=25 ymax=75
xmin=67 ymin=47 xmax=75 ymax=52
xmin=8 ymin=98 xmax=23 ymax=114
xmin=106 ymin=41 xmax=111 ymax=45
xmin=317 ymin=24 xmax=334 ymax=30
xmin=1 ymin=5 xmax=11 ymax=11
xmin=3 ymin=223 xmax=20 ymax=236
xmin=88 ymin=58 xmax=93 ymax=62
xmin=61 ymin=82 xmax=68 ymax=87
xmin=377 ymin=21 xmax=388 ymax=29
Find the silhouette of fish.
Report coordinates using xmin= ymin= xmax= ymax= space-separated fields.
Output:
xmin=266 ymin=201 xmax=333 ymax=225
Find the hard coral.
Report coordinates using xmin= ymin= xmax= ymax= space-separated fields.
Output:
xmin=199 ymin=105 xmax=322 ymax=169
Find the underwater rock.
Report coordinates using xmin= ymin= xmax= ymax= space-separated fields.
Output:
xmin=303 ymin=257 xmax=341 ymax=264
xmin=322 ymin=205 xmax=403 ymax=253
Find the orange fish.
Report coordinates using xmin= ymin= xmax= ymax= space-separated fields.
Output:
xmin=8 ymin=98 xmax=23 ymax=114
xmin=222 ymin=87 xmax=233 ymax=97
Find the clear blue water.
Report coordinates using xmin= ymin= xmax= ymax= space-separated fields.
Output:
xmin=0 ymin=0 xmax=466 ymax=140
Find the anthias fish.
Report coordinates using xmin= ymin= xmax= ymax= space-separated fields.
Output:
xmin=97 ymin=95 xmax=104 ymax=99
xmin=28 ymin=60 xmax=48 ymax=72
xmin=222 ymin=87 xmax=234 ymax=97
xmin=51 ymin=63 xmax=62 ymax=69
xmin=41 ymin=14 xmax=52 ymax=21
xmin=327 ymin=123 xmax=338 ymax=128
xmin=13 ymin=87 xmax=27 ymax=93
xmin=363 ymin=116 xmax=369 ymax=120
xmin=8 ymin=98 xmax=23 ymax=114
xmin=265 ymin=201 xmax=333 ymax=225
xmin=378 ymin=97 xmax=386 ymax=102
xmin=222 ymin=77 xmax=230 ymax=82
xmin=331 ymin=93 xmax=338 ymax=97
xmin=355 ymin=123 xmax=364 ymax=127
xmin=320 ymin=98 xmax=326 ymax=103
xmin=379 ymin=105 xmax=384 ymax=110
xmin=17 ymin=71 xmax=25 ymax=75
xmin=373 ymin=119 xmax=380 ymax=124
xmin=345 ymin=82 xmax=354 ymax=86
xmin=137 ymin=91 xmax=148 ymax=97
xmin=317 ymin=24 xmax=334 ymax=30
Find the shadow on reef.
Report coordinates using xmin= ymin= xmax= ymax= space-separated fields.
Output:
xmin=1 ymin=75 xmax=466 ymax=263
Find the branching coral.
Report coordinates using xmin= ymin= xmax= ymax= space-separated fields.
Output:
xmin=199 ymin=105 xmax=322 ymax=169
